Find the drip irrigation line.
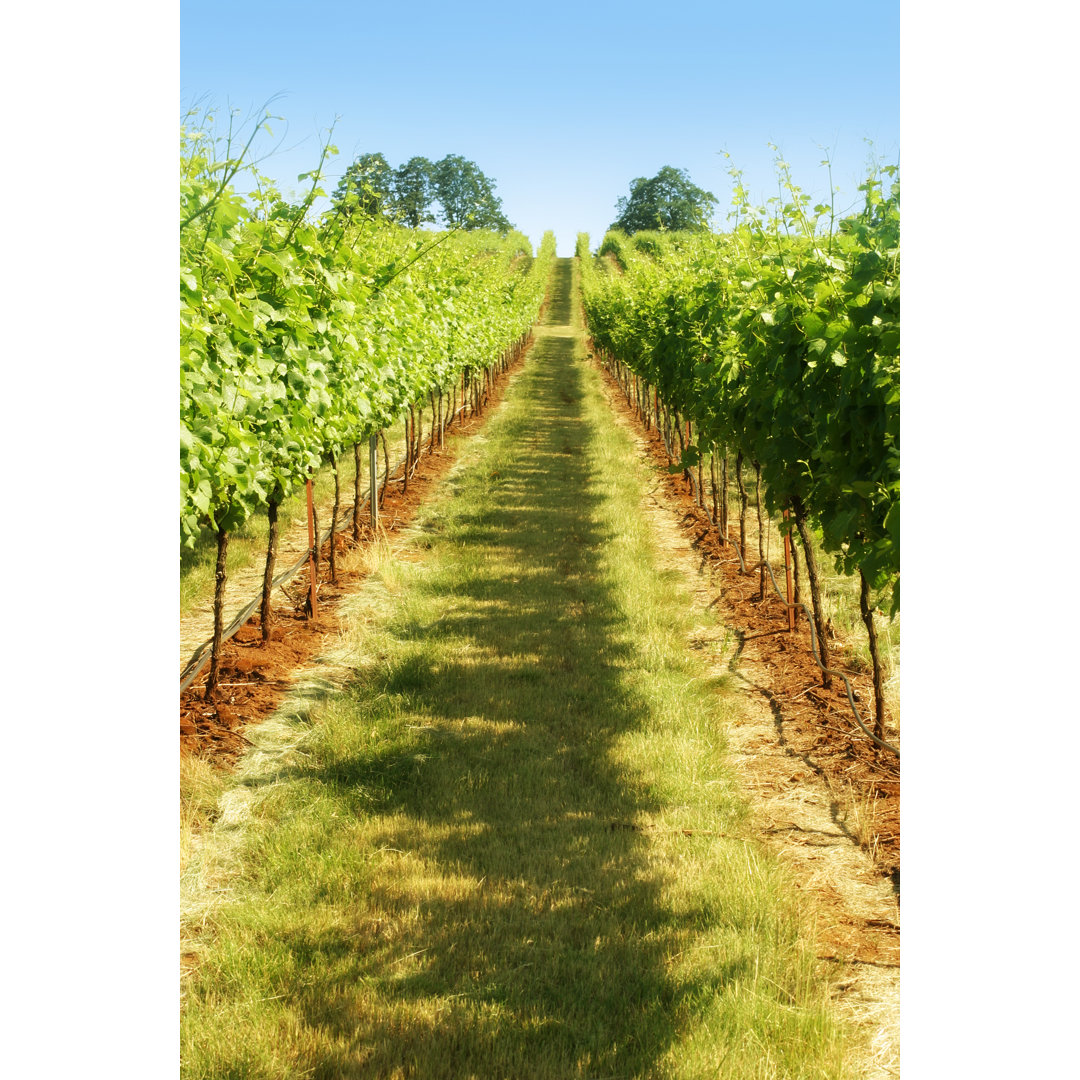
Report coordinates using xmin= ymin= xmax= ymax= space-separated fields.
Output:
xmin=181 ymin=378 xmax=498 ymax=696
xmin=604 ymin=352 xmax=899 ymax=759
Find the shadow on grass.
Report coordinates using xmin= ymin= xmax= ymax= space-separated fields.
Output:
xmin=231 ymin=261 xmax=743 ymax=1077
xmin=541 ymin=256 xmax=576 ymax=327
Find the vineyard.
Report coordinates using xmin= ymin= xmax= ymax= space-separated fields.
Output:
xmin=180 ymin=135 xmax=900 ymax=1077
xmin=182 ymin=118 xmax=555 ymax=697
xmin=578 ymin=161 xmax=899 ymax=753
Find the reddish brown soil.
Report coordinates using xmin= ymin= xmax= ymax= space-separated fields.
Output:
xmin=180 ymin=348 xmax=530 ymax=765
xmin=595 ymin=362 xmax=901 ymax=892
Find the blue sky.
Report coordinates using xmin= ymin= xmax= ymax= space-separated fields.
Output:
xmin=181 ymin=0 xmax=898 ymax=254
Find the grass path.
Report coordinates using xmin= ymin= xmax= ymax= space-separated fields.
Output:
xmin=182 ymin=259 xmax=855 ymax=1078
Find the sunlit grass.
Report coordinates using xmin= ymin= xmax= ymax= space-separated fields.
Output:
xmin=179 ymin=754 xmax=226 ymax=876
xmin=181 ymin=260 xmax=856 ymax=1079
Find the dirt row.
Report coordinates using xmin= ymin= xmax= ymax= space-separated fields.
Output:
xmin=180 ymin=345 xmax=531 ymax=763
xmin=591 ymin=355 xmax=900 ymax=893
xmin=182 ymin=339 xmax=900 ymax=892
xmin=589 ymin=352 xmax=899 ymax=1077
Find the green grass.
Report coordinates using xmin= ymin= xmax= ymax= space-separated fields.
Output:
xmin=181 ymin=259 xmax=856 ymax=1079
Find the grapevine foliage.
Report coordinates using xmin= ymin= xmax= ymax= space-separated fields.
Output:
xmin=579 ymin=163 xmax=899 ymax=612
xmin=180 ymin=118 xmax=554 ymax=549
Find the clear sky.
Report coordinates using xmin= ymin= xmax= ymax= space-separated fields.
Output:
xmin=181 ymin=0 xmax=898 ymax=255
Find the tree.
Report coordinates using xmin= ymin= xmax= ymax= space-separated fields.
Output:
xmin=432 ymin=154 xmax=513 ymax=232
xmin=331 ymin=152 xmax=394 ymax=220
xmin=392 ymin=156 xmax=435 ymax=228
xmin=610 ymin=166 xmax=717 ymax=234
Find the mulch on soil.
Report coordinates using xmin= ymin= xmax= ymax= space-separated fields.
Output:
xmin=180 ymin=350 xmax=530 ymax=766
xmin=593 ymin=359 xmax=901 ymax=891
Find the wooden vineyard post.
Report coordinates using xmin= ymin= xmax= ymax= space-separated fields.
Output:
xmin=369 ymin=433 xmax=379 ymax=532
xmin=686 ymin=419 xmax=695 ymax=499
xmin=352 ymin=442 xmax=362 ymax=542
xmin=305 ymin=476 xmax=318 ymax=619
xmin=205 ymin=515 xmax=229 ymax=701
xmin=720 ymin=449 xmax=729 ymax=542
xmin=736 ymin=452 xmax=747 ymax=566
xmin=859 ymin=569 xmax=887 ymax=743
xmin=754 ymin=461 xmax=765 ymax=600
xmin=783 ymin=509 xmax=795 ymax=632
xmin=328 ymin=449 xmax=339 ymax=585
xmin=697 ymin=438 xmax=705 ymax=509
xmin=709 ymin=448 xmax=719 ymax=526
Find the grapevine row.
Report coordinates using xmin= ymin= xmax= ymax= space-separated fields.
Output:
xmin=181 ymin=123 xmax=555 ymax=695
xmin=578 ymin=162 xmax=899 ymax=746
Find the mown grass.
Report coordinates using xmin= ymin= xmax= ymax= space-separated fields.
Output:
xmin=181 ymin=259 xmax=855 ymax=1079
xmin=180 ymin=754 xmax=226 ymax=875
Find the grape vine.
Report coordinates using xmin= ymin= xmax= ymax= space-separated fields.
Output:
xmin=181 ymin=115 xmax=554 ymax=694
xmin=578 ymin=160 xmax=899 ymax=745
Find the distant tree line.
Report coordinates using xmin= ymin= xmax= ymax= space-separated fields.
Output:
xmin=331 ymin=153 xmax=513 ymax=232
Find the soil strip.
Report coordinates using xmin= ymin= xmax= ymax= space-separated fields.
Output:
xmin=180 ymin=344 xmax=532 ymax=764
xmin=590 ymin=353 xmax=900 ymax=889
xmin=589 ymin=348 xmax=900 ymax=1078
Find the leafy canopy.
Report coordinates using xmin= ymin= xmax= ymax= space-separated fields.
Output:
xmin=432 ymin=154 xmax=513 ymax=232
xmin=330 ymin=151 xmax=512 ymax=233
xmin=393 ymin=156 xmax=436 ymax=228
xmin=582 ymin=158 xmax=900 ymax=613
xmin=610 ymin=166 xmax=717 ymax=235
xmin=331 ymin=152 xmax=394 ymax=220
xmin=180 ymin=107 xmax=551 ymax=551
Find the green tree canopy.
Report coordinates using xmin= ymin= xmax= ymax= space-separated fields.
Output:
xmin=331 ymin=151 xmax=512 ymax=232
xmin=610 ymin=166 xmax=717 ymax=234
xmin=331 ymin=152 xmax=394 ymax=220
xmin=432 ymin=154 xmax=513 ymax=232
xmin=393 ymin=156 xmax=435 ymax=228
